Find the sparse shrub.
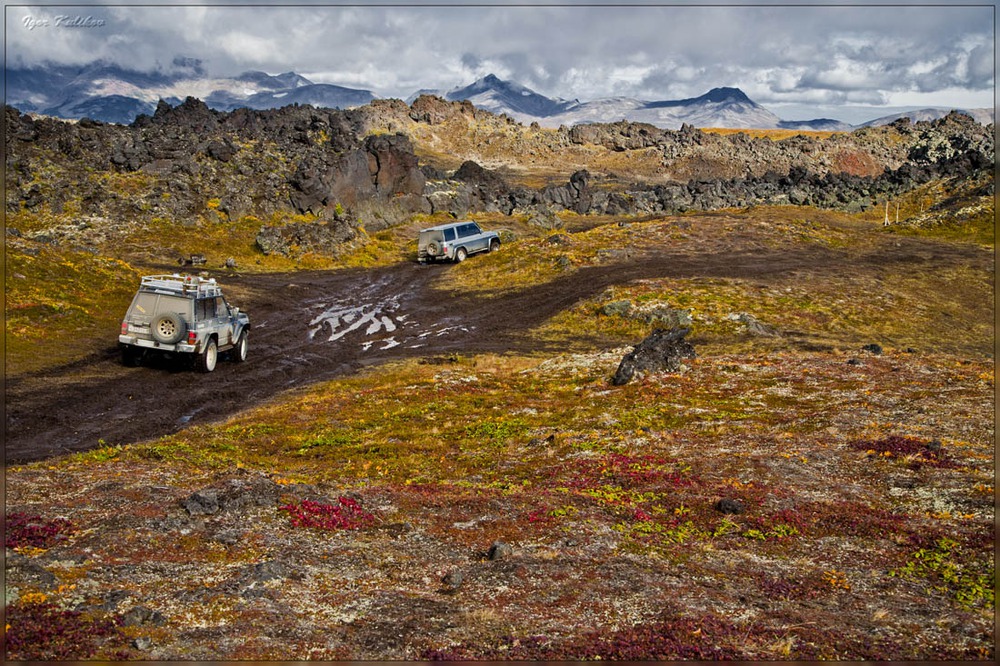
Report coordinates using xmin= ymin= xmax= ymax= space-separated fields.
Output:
xmin=566 ymin=452 xmax=696 ymax=490
xmin=823 ymin=569 xmax=851 ymax=590
xmin=891 ymin=536 xmax=995 ymax=608
xmin=5 ymin=512 xmax=76 ymax=549
xmin=850 ymin=435 xmax=958 ymax=468
xmin=280 ymin=497 xmax=375 ymax=531
xmin=4 ymin=600 xmax=128 ymax=660
xmin=801 ymin=500 xmax=912 ymax=538
xmin=756 ymin=572 xmax=818 ymax=600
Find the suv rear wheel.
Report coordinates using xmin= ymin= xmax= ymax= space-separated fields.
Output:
xmin=455 ymin=247 xmax=468 ymax=262
xmin=121 ymin=346 xmax=142 ymax=367
xmin=197 ymin=338 xmax=218 ymax=373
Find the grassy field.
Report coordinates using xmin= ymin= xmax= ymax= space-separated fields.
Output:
xmin=4 ymin=200 xmax=995 ymax=659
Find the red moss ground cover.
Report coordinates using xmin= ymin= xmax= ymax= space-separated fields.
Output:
xmin=5 ymin=601 xmax=128 ymax=661
xmin=4 ymin=512 xmax=77 ymax=549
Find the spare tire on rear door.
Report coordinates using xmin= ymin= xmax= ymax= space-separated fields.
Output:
xmin=151 ymin=312 xmax=185 ymax=344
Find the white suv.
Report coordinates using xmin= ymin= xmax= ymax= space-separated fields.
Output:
xmin=119 ymin=274 xmax=250 ymax=372
xmin=418 ymin=221 xmax=500 ymax=263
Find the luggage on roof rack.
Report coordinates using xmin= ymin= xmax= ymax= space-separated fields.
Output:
xmin=139 ymin=274 xmax=222 ymax=297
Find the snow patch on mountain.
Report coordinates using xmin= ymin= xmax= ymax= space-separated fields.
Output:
xmin=444 ymin=74 xmax=578 ymax=119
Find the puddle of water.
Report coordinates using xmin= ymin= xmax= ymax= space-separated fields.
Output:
xmin=308 ymin=300 xmax=472 ymax=351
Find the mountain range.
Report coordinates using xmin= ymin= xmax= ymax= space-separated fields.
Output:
xmin=5 ymin=60 xmax=992 ymax=130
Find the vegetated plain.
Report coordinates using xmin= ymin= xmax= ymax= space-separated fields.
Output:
xmin=4 ymin=114 xmax=995 ymax=659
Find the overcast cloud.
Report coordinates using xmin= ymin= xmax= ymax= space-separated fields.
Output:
xmin=5 ymin=2 xmax=995 ymax=124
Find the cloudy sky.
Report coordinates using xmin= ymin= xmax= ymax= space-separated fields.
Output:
xmin=5 ymin=1 xmax=995 ymax=124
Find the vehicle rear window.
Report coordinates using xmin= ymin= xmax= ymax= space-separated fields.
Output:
xmin=132 ymin=293 xmax=190 ymax=319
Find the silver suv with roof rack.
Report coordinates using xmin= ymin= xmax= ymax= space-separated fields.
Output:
xmin=418 ymin=220 xmax=500 ymax=263
xmin=118 ymin=274 xmax=250 ymax=372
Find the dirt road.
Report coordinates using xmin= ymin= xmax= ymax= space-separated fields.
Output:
xmin=4 ymin=237 xmax=989 ymax=463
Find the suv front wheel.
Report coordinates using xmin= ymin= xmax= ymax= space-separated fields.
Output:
xmin=197 ymin=338 xmax=218 ymax=373
xmin=232 ymin=331 xmax=248 ymax=363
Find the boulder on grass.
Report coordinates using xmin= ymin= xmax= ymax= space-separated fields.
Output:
xmin=612 ymin=327 xmax=695 ymax=386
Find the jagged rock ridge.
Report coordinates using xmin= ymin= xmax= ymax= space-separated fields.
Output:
xmin=4 ymin=97 xmax=993 ymax=257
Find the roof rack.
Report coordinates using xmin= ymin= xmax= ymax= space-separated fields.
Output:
xmin=139 ymin=274 xmax=222 ymax=298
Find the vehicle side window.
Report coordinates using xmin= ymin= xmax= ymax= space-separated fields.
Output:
xmin=197 ymin=298 xmax=217 ymax=321
xmin=470 ymin=223 xmax=482 ymax=234
xmin=216 ymin=297 xmax=229 ymax=317
xmin=458 ymin=224 xmax=475 ymax=238
xmin=444 ymin=228 xmax=456 ymax=242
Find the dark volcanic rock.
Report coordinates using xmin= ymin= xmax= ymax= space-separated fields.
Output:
xmin=289 ymin=163 xmax=332 ymax=215
xmin=612 ymin=327 xmax=696 ymax=386
xmin=732 ymin=312 xmax=780 ymax=337
xmin=454 ymin=160 xmax=509 ymax=196
xmin=568 ymin=121 xmax=667 ymax=151
xmin=5 ymin=100 xmax=431 ymax=244
xmin=409 ymin=94 xmax=475 ymax=124
xmin=539 ymin=169 xmax=594 ymax=214
xmin=438 ymin=569 xmax=465 ymax=595
xmin=206 ymin=138 xmax=236 ymax=162
xmin=182 ymin=473 xmax=281 ymax=515
xmin=3 ymin=99 xmax=993 ymax=251
xmin=715 ymin=498 xmax=745 ymax=515
xmin=364 ymin=133 xmax=425 ymax=196
xmin=5 ymin=553 xmax=58 ymax=589
xmin=182 ymin=489 xmax=220 ymax=516
xmin=122 ymin=605 xmax=166 ymax=627
xmin=487 ymin=541 xmax=514 ymax=561
xmin=449 ymin=160 xmax=531 ymax=214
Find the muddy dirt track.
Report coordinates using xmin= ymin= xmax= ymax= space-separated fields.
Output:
xmin=4 ymin=236 xmax=989 ymax=463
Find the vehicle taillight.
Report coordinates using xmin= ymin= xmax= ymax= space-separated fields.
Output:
xmin=121 ymin=321 xmax=128 ymax=335
xmin=187 ymin=331 xmax=197 ymax=345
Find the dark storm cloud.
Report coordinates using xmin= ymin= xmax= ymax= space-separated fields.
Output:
xmin=5 ymin=3 xmax=994 ymax=116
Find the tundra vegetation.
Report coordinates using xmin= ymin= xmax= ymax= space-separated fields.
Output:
xmin=3 ymin=100 xmax=994 ymax=660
